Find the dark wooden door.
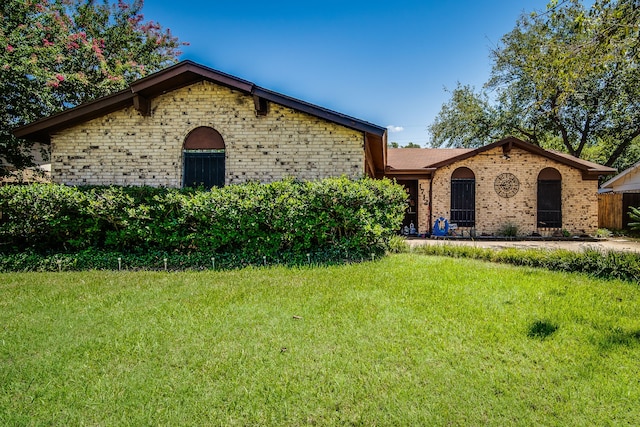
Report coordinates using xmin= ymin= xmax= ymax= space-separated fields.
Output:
xmin=397 ymin=180 xmax=418 ymax=233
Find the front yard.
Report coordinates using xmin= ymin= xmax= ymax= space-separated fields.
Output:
xmin=2 ymin=254 xmax=639 ymax=425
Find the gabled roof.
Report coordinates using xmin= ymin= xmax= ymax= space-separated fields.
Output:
xmin=600 ymin=160 xmax=640 ymax=192
xmin=386 ymin=137 xmax=616 ymax=179
xmin=15 ymin=60 xmax=387 ymax=140
xmin=14 ymin=60 xmax=388 ymax=176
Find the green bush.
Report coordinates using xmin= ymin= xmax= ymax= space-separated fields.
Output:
xmin=0 ymin=184 xmax=89 ymax=250
xmin=0 ymin=177 xmax=407 ymax=269
xmin=412 ymin=244 xmax=640 ymax=283
xmin=497 ymin=223 xmax=519 ymax=237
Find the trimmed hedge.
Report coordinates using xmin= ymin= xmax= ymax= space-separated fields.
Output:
xmin=412 ymin=243 xmax=640 ymax=283
xmin=0 ymin=177 xmax=407 ymax=270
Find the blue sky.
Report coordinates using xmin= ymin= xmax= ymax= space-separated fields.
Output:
xmin=144 ymin=1 xmax=546 ymax=146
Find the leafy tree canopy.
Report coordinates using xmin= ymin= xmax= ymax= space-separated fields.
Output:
xmin=389 ymin=142 xmax=423 ymax=148
xmin=429 ymin=0 xmax=640 ymax=170
xmin=1 ymin=0 xmax=186 ymax=176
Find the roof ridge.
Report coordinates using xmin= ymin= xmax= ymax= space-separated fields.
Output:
xmin=14 ymin=60 xmax=387 ymax=141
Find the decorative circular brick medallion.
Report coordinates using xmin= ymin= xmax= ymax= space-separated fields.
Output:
xmin=494 ymin=173 xmax=520 ymax=198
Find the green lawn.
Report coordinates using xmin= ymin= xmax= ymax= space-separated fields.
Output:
xmin=2 ymin=254 xmax=639 ymax=426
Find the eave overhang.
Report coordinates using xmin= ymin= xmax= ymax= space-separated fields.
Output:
xmin=13 ymin=89 xmax=134 ymax=143
xmin=13 ymin=60 xmax=387 ymax=169
xmin=384 ymin=167 xmax=436 ymax=180
xmin=425 ymin=137 xmax=616 ymax=179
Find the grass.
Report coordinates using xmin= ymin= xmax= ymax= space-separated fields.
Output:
xmin=1 ymin=253 xmax=640 ymax=425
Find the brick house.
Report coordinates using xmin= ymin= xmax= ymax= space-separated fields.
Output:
xmin=385 ymin=137 xmax=615 ymax=236
xmin=15 ymin=61 xmax=615 ymax=235
xmin=14 ymin=61 xmax=387 ymax=187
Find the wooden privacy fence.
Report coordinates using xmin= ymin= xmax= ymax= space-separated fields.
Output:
xmin=598 ymin=192 xmax=640 ymax=229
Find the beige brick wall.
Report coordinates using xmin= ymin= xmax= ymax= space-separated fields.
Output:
xmin=417 ymin=179 xmax=431 ymax=233
xmin=415 ymin=146 xmax=599 ymax=235
xmin=51 ymin=81 xmax=365 ymax=187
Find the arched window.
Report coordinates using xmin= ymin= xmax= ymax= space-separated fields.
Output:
xmin=451 ymin=167 xmax=475 ymax=227
xmin=182 ymin=126 xmax=225 ymax=188
xmin=537 ymin=167 xmax=562 ymax=228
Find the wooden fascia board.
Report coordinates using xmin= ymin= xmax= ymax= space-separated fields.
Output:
xmin=161 ymin=62 xmax=388 ymax=137
xmin=495 ymin=137 xmax=617 ymax=175
xmin=364 ymin=134 xmax=376 ymax=177
xmin=427 ymin=136 xmax=616 ymax=177
xmin=366 ymin=132 xmax=386 ymax=176
xmin=384 ymin=168 xmax=435 ymax=180
xmin=532 ymin=148 xmax=616 ymax=176
xmin=382 ymin=130 xmax=388 ymax=170
xmin=13 ymin=89 xmax=134 ymax=142
xmin=425 ymin=137 xmax=527 ymax=168
xmin=14 ymin=60 xmax=389 ymax=147
xmin=252 ymin=87 xmax=386 ymax=136
xmin=583 ymin=169 xmax=616 ymax=180
xmin=130 ymin=61 xmax=254 ymax=95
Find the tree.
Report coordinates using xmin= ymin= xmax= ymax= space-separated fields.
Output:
xmin=1 ymin=0 xmax=186 ymax=177
xmin=429 ymin=0 xmax=640 ymax=169
xmin=584 ymin=0 xmax=640 ymax=63
xmin=389 ymin=142 xmax=423 ymax=148
xmin=569 ymin=0 xmax=640 ymax=168
xmin=428 ymin=83 xmax=497 ymax=148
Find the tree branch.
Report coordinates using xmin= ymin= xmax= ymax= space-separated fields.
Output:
xmin=606 ymin=128 xmax=640 ymax=167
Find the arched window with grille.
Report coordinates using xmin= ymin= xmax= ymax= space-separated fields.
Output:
xmin=537 ymin=167 xmax=562 ymax=228
xmin=182 ymin=126 xmax=225 ymax=188
xmin=450 ymin=167 xmax=475 ymax=227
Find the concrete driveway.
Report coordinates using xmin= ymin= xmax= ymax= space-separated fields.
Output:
xmin=406 ymin=237 xmax=640 ymax=253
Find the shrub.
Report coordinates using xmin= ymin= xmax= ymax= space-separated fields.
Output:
xmin=497 ymin=223 xmax=519 ymax=237
xmin=387 ymin=236 xmax=410 ymax=253
xmin=0 ymin=184 xmax=90 ymax=251
xmin=595 ymin=228 xmax=613 ymax=238
xmin=412 ymin=244 xmax=640 ymax=283
xmin=0 ymin=177 xmax=407 ymax=269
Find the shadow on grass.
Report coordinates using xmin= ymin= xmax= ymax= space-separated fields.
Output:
xmin=601 ymin=327 xmax=640 ymax=350
xmin=527 ymin=319 xmax=559 ymax=340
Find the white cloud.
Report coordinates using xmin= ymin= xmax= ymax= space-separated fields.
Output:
xmin=386 ymin=125 xmax=404 ymax=133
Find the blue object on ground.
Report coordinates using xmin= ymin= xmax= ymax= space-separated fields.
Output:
xmin=433 ymin=217 xmax=449 ymax=236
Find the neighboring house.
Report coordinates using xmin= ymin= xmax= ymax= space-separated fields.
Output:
xmin=14 ymin=60 xmax=386 ymax=187
xmin=0 ymin=142 xmax=51 ymax=185
xmin=600 ymin=160 xmax=640 ymax=193
xmin=598 ymin=160 xmax=640 ymax=229
xmin=385 ymin=137 xmax=615 ymax=236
